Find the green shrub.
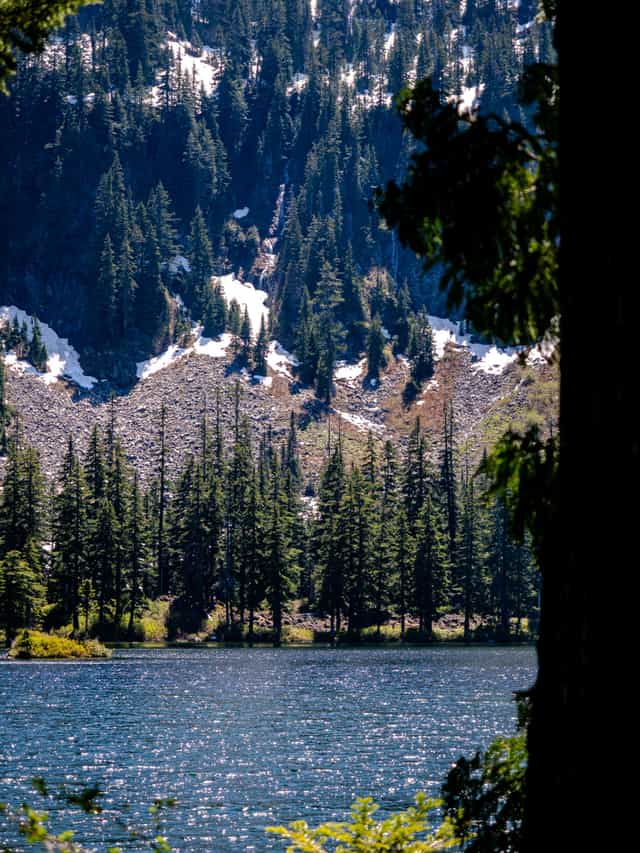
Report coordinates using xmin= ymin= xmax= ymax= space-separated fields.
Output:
xmin=140 ymin=616 xmax=165 ymax=642
xmin=281 ymin=625 xmax=314 ymax=644
xmin=441 ymin=732 xmax=526 ymax=852
xmin=361 ymin=624 xmax=402 ymax=643
xmin=268 ymin=793 xmax=456 ymax=851
xmin=8 ymin=630 xmax=111 ymax=659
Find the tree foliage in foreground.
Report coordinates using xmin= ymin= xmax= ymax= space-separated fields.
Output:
xmin=377 ymin=52 xmax=558 ymax=347
xmin=268 ymin=794 xmax=457 ymax=852
xmin=0 ymin=0 xmax=92 ymax=92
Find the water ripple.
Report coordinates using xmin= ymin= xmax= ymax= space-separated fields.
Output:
xmin=0 ymin=646 xmax=535 ymax=851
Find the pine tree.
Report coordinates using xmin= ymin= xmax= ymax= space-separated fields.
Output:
xmin=459 ymin=460 xmax=478 ymax=641
xmin=137 ymin=223 xmax=170 ymax=346
xmin=28 ymin=318 xmax=48 ymax=372
xmin=239 ymin=305 xmax=252 ymax=365
xmin=316 ymin=443 xmax=346 ymax=636
xmin=413 ymin=495 xmax=449 ymax=639
xmin=372 ymin=440 xmax=398 ymax=637
xmin=116 ymin=237 xmax=137 ymax=336
xmin=0 ymin=550 xmax=44 ymax=645
xmin=403 ymin=418 xmax=427 ymax=525
xmin=395 ymin=507 xmax=412 ymax=639
xmin=202 ymin=280 xmax=227 ymax=339
xmin=253 ymin=315 xmax=268 ymax=375
xmin=408 ymin=308 xmax=435 ymax=384
xmin=148 ymin=181 xmax=180 ymax=262
xmin=394 ymin=282 xmax=412 ymax=354
xmin=53 ymin=436 xmax=88 ymax=633
xmin=97 ymin=234 xmax=118 ymax=342
xmin=366 ymin=314 xmax=387 ymax=382
xmin=264 ymin=467 xmax=296 ymax=646
xmin=92 ymin=496 xmax=117 ymax=633
xmin=241 ymin=468 xmax=264 ymax=643
xmin=0 ymin=434 xmax=44 ymax=557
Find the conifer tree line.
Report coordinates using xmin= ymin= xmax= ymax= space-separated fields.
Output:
xmin=0 ymin=1 xmax=550 ymax=382
xmin=0 ymin=391 xmax=538 ymax=647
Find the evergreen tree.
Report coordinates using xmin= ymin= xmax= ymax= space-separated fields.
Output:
xmin=97 ymin=234 xmax=118 ymax=342
xmin=0 ymin=550 xmax=44 ymax=645
xmin=408 ymin=308 xmax=435 ymax=384
xmin=366 ymin=314 xmax=387 ymax=382
xmin=413 ymin=495 xmax=449 ymax=639
xmin=316 ymin=443 xmax=345 ymax=636
xmin=253 ymin=315 xmax=268 ymax=376
xmin=28 ymin=318 xmax=48 ymax=371
xmin=53 ymin=436 xmax=88 ymax=632
xmin=264 ymin=468 xmax=296 ymax=646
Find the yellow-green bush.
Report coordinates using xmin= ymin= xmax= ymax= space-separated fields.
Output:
xmin=281 ymin=625 xmax=314 ymax=644
xmin=8 ymin=630 xmax=111 ymax=659
xmin=268 ymin=793 xmax=456 ymax=851
xmin=361 ymin=624 xmax=402 ymax=643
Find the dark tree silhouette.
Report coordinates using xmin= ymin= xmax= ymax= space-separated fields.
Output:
xmin=379 ymin=3 xmax=634 ymax=851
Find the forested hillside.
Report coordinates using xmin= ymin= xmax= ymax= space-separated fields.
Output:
xmin=0 ymin=374 xmax=538 ymax=647
xmin=0 ymin=1 xmax=552 ymax=647
xmin=0 ymin=0 xmax=551 ymax=384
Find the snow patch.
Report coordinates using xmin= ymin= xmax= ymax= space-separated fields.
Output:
xmin=253 ymin=374 xmax=273 ymax=388
xmin=428 ymin=314 xmax=519 ymax=374
xmin=334 ymin=359 xmax=366 ymax=382
xmin=1 ymin=305 xmax=97 ymax=390
xmin=217 ymin=273 xmax=269 ymax=340
xmin=193 ymin=331 xmax=233 ymax=359
xmin=471 ymin=346 xmax=517 ymax=376
xmin=340 ymin=64 xmax=357 ymax=88
xmin=449 ymin=83 xmax=485 ymax=114
xmin=136 ymin=342 xmax=192 ymax=380
xmin=301 ymin=495 xmax=319 ymax=515
xmin=334 ymin=409 xmax=384 ymax=435
xmin=459 ymin=85 xmax=483 ymax=113
xmin=287 ymin=72 xmax=309 ymax=96
xmin=267 ymin=341 xmax=299 ymax=379
xmin=164 ymin=33 xmax=222 ymax=95
xmin=136 ymin=328 xmax=233 ymax=380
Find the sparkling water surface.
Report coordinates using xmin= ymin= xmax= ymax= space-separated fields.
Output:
xmin=0 ymin=646 xmax=535 ymax=850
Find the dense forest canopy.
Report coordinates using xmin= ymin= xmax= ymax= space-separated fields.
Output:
xmin=0 ymin=0 xmax=552 ymax=384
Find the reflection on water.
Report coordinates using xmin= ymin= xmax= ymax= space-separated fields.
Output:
xmin=0 ymin=646 xmax=535 ymax=850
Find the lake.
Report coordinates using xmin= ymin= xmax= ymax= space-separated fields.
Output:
xmin=0 ymin=646 xmax=536 ymax=850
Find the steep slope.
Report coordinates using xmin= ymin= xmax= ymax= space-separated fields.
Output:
xmin=0 ymin=0 xmax=551 ymax=379
xmin=3 ymin=303 xmax=557 ymax=486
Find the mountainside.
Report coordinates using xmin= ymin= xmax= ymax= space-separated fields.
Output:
xmin=0 ymin=0 xmax=557 ymax=482
xmin=0 ymin=0 xmax=552 ymax=375
xmin=2 ymin=297 xmax=557 ymax=487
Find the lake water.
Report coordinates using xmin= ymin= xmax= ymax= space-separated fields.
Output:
xmin=0 ymin=646 xmax=536 ymax=851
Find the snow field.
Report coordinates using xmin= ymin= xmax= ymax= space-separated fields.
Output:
xmin=217 ymin=274 xmax=269 ymax=340
xmin=1 ymin=305 xmax=97 ymax=390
